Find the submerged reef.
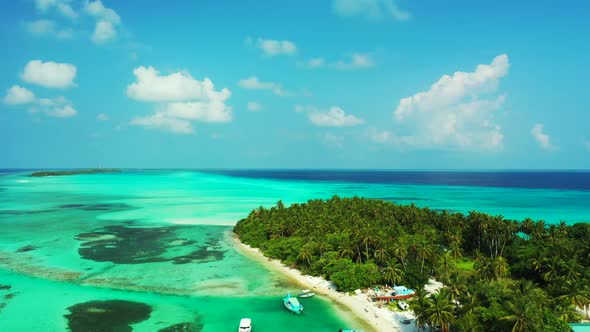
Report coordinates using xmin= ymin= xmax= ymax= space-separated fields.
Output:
xmin=64 ymin=300 xmax=151 ymax=332
xmin=157 ymin=320 xmax=204 ymax=332
xmin=75 ymin=225 xmax=226 ymax=265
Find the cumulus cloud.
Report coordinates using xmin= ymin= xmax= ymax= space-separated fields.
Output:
xmin=247 ymin=101 xmax=263 ymax=112
xmin=84 ymin=0 xmax=121 ymax=43
xmin=92 ymin=21 xmax=116 ymax=43
xmin=21 ymin=60 xmax=77 ymax=89
xmin=165 ymin=101 xmax=232 ymax=123
xmin=531 ymin=123 xmax=555 ymax=150
xmin=256 ymin=38 xmax=297 ymax=56
xmin=238 ymin=76 xmax=290 ymax=96
xmin=388 ymin=54 xmax=510 ymax=151
xmin=36 ymin=0 xmax=78 ymax=19
xmin=299 ymin=54 xmax=374 ymax=70
xmin=127 ymin=66 xmax=230 ymax=102
xmin=295 ymin=105 xmax=364 ymax=127
xmin=333 ymin=0 xmax=410 ymax=21
xmin=26 ymin=19 xmax=73 ymax=40
xmin=131 ymin=112 xmax=194 ymax=134
xmin=96 ymin=113 xmax=109 ymax=121
xmin=34 ymin=96 xmax=77 ymax=117
xmin=4 ymin=88 xmax=78 ymax=118
xmin=334 ymin=53 xmax=375 ymax=70
xmin=3 ymin=86 xmax=36 ymax=105
xmin=126 ymin=66 xmax=232 ymax=134
xmin=300 ymin=58 xmax=326 ymax=69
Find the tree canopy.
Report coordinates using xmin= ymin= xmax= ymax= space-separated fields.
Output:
xmin=234 ymin=196 xmax=590 ymax=331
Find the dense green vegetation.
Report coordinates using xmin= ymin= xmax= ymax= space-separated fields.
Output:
xmin=30 ymin=169 xmax=120 ymax=177
xmin=234 ymin=196 xmax=590 ymax=331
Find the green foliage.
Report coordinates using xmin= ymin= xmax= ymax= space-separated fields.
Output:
xmin=233 ymin=196 xmax=590 ymax=331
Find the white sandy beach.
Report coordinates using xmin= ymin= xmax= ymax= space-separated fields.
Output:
xmin=233 ymin=235 xmax=420 ymax=332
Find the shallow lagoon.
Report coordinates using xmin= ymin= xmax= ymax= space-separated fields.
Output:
xmin=1 ymin=170 xmax=589 ymax=331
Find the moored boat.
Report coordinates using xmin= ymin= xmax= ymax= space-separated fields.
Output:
xmin=238 ymin=318 xmax=252 ymax=332
xmin=283 ymin=294 xmax=304 ymax=314
xmin=298 ymin=289 xmax=315 ymax=298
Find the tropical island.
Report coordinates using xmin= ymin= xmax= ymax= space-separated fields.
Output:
xmin=234 ymin=196 xmax=590 ymax=331
xmin=29 ymin=169 xmax=121 ymax=177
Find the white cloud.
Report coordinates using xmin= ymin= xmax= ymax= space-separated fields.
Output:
xmin=531 ymin=123 xmax=555 ymax=150
xmin=36 ymin=0 xmax=78 ymax=19
xmin=300 ymin=58 xmax=326 ymax=69
xmin=84 ymin=0 xmax=121 ymax=44
xmin=165 ymin=101 xmax=232 ymax=123
xmin=127 ymin=66 xmax=231 ymax=103
xmin=131 ymin=112 xmax=194 ymax=135
xmin=389 ymin=54 xmax=509 ymax=151
xmin=256 ymin=38 xmax=297 ymax=56
xmin=127 ymin=66 xmax=232 ymax=133
xmin=3 ymin=86 xmax=36 ymax=105
xmin=238 ymin=76 xmax=289 ymax=96
xmin=97 ymin=113 xmax=109 ymax=121
xmin=92 ymin=20 xmax=116 ymax=43
xmin=21 ymin=60 xmax=77 ymax=89
xmin=247 ymin=101 xmax=263 ymax=112
xmin=333 ymin=0 xmax=410 ymax=21
xmin=334 ymin=53 xmax=375 ymax=70
xmin=321 ymin=133 xmax=344 ymax=149
xmin=84 ymin=0 xmax=120 ymax=23
xmin=26 ymin=20 xmax=73 ymax=40
xmin=300 ymin=54 xmax=374 ymax=70
xmin=3 ymin=85 xmax=77 ymax=118
xmin=296 ymin=105 xmax=364 ymax=127
xmin=35 ymin=96 xmax=77 ymax=117
xmin=367 ymin=128 xmax=395 ymax=144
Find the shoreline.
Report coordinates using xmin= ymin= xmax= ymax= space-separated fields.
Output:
xmin=232 ymin=235 xmax=417 ymax=332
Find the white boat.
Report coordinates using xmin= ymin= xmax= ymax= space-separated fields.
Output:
xmin=298 ymin=289 xmax=315 ymax=298
xmin=238 ymin=318 xmax=252 ymax=332
xmin=397 ymin=301 xmax=409 ymax=310
xmin=283 ymin=294 xmax=304 ymax=314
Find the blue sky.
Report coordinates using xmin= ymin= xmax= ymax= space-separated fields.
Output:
xmin=1 ymin=0 xmax=589 ymax=169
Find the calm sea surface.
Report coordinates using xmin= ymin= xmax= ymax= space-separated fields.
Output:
xmin=0 ymin=170 xmax=588 ymax=331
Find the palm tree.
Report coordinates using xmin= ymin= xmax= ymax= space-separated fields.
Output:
xmin=521 ymin=218 xmax=535 ymax=239
xmin=410 ymin=288 xmax=430 ymax=330
xmin=501 ymin=296 xmax=534 ymax=332
xmin=338 ymin=242 xmax=354 ymax=260
xmin=424 ymin=288 xmax=455 ymax=332
xmin=298 ymin=246 xmax=313 ymax=267
xmin=382 ymin=258 xmax=405 ymax=286
xmin=491 ymin=256 xmax=509 ymax=280
xmin=374 ymin=247 xmax=389 ymax=265
xmin=391 ymin=240 xmax=408 ymax=269
xmin=559 ymin=286 xmax=590 ymax=320
xmin=446 ymin=274 xmax=468 ymax=309
xmin=436 ymin=252 xmax=456 ymax=282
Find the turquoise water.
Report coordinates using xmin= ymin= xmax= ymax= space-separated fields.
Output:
xmin=0 ymin=170 xmax=589 ymax=331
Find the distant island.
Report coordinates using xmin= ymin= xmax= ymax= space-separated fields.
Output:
xmin=234 ymin=196 xmax=589 ymax=332
xmin=30 ymin=169 xmax=121 ymax=177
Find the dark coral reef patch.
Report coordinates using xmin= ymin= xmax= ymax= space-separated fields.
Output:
xmin=64 ymin=300 xmax=151 ymax=332
xmin=75 ymin=225 xmax=226 ymax=265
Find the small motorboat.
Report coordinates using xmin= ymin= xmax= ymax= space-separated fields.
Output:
xmin=283 ymin=294 xmax=304 ymax=314
xmin=238 ymin=318 xmax=252 ymax=332
xmin=397 ymin=301 xmax=409 ymax=310
xmin=298 ymin=289 xmax=315 ymax=298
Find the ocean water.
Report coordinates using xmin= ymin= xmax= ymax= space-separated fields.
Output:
xmin=0 ymin=170 xmax=589 ymax=331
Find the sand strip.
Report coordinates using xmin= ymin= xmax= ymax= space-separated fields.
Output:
xmin=232 ymin=235 xmax=418 ymax=332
